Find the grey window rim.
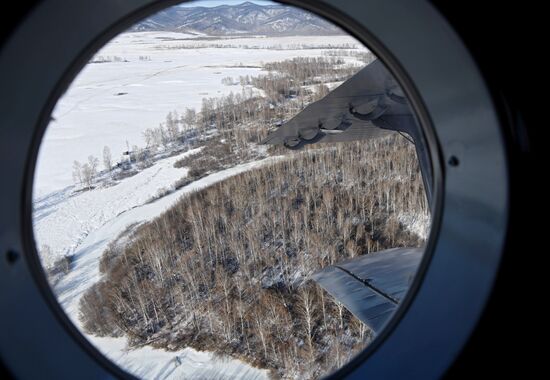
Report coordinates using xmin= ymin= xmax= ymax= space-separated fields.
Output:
xmin=0 ymin=0 xmax=507 ymax=379
xmin=20 ymin=0 xmax=443 ymax=378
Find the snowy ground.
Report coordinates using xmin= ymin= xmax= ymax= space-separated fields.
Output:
xmin=88 ymin=335 xmax=267 ymax=380
xmin=34 ymin=148 xmax=200 ymax=259
xmin=36 ymin=152 xmax=278 ymax=379
xmin=35 ymin=31 xmax=365 ymax=195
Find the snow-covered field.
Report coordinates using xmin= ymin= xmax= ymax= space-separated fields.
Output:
xmin=35 ymin=31 xmax=364 ymax=195
xmin=88 ymin=335 xmax=267 ymax=380
xmin=36 ymin=149 xmax=279 ymax=379
xmin=34 ymin=148 xmax=199 ymax=259
xmin=30 ymin=29 xmax=369 ymax=379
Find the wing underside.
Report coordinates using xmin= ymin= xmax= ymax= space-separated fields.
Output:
xmin=262 ymin=58 xmax=433 ymax=204
xmin=311 ymin=248 xmax=423 ymax=333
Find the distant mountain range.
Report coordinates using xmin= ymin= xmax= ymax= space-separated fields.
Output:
xmin=131 ymin=1 xmax=343 ymax=35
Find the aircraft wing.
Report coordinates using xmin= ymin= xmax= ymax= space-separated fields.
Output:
xmin=262 ymin=59 xmax=431 ymax=333
xmin=262 ymin=58 xmax=433 ymax=205
xmin=262 ymin=59 xmax=412 ymax=148
xmin=311 ymin=248 xmax=423 ymax=333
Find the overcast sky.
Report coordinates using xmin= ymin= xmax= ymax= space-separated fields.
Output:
xmin=179 ymin=1 xmax=278 ymax=8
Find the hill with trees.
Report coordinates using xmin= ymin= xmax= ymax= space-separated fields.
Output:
xmin=69 ymin=53 xmax=429 ymax=379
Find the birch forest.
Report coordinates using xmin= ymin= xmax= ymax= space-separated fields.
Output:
xmin=78 ymin=55 xmax=429 ymax=379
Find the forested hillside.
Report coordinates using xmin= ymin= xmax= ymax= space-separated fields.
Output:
xmin=71 ymin=50 xmax=429 ymax=379
xmin=80 ymin=135 xmax=428 ymax=379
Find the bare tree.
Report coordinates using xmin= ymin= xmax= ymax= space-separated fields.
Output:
xmin=221 ymin=76 xmax=235 ymax=86
xmin=143 ymin=128 xmax=155 ymax=148
xmin=183 ymin=108 xmax=196 ymax=131
xmin=166 ymin=111 xmax=179 ymax=142
xmin=81 ymin=163 xmax=94 ymax=189
xmin=103 ymin=146 xmax=112 ymax=172
xmin=88 ymin=155 xmax=99 ymax=175
xmin=72 ymin=160 xmax=82 ymax=186
xmin=39 ymin=244 xmax=54 ymax=269
xmin=297 ymin=286 xmax=318 ymax=357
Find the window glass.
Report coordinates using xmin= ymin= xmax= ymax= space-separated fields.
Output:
xmin=33 ymin=1 xmax=430 ymax=378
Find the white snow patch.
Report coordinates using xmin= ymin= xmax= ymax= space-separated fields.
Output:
xmin=34 ymin=31 xmax=366 ymax=195
xmin=34 ymin=148 xmax=201 ymax=259
xmin=88 ymin=336 xmax=267 ymax=380
xmin=398 ymin=211 xmax=430 ymax=240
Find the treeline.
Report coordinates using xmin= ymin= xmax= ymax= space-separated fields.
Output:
xmin=199 ymin=56 xmax=359 ymax=152
xmin=322 ymin=49 xmax=376 ymax=64
xmin=89 ymin=55 xmax=129 ymax=63
xmin=72 ymin=155 xmax=100 ymax=189
xmin=263 ymin=56 xmax=356 ymax=84
xmin=157 ymin=42 xmax=360 ymax=51
xmin=72 ymin=55 xmax=360 ymax=191
xmin=142 ymin=108 xmax=198 ymax=149
xmin=211 ymin=56 xmax=363 ymax=128
xmin=196 ymin=56 xmax=363 ymax=144
xmin=89 ymin=55 xmax=152 ymax=64
xmin=79 ymin=135 xmax=428 ymax=379
xmin=217 ymin=58 xmax=352 ymax=117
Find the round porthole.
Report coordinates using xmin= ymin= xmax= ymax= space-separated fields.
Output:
xmin=0 ymin=1 xmax=508 ymax=379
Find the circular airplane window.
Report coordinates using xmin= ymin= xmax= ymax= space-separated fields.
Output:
xmin=0 ymin=0 xmax=509 ymax=379
xmin=30 ymin=1 xmax=431 ymax=379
